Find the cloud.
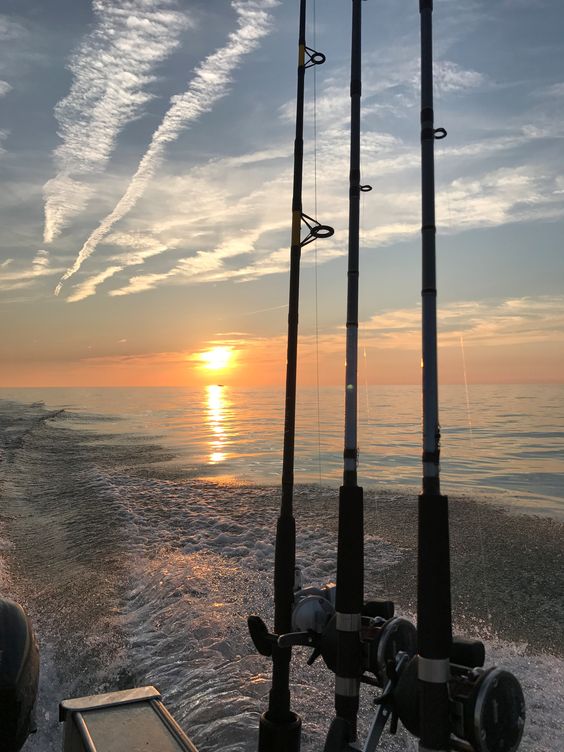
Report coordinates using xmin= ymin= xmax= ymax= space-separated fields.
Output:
xmin=359 ymin=296 xmax=564 ymax=350
xmin=65 ymin=231 xmax=169 ymax=301
xmin=109 ymin=271 xmax=170 ymax=297
xmin=53 ymin=0 xmax=561 ymax=303
xmin=78 ymin=349 xmax=191 ymax=368
xmin=539 ymin=82 xmax=564 ymax=99
xmin=86 ymin=139 xmax=562 ymax=300
xmin=0 ymin=250 xmax=61 ymax=291
xmin=105 ymin=209 xmax=292 ymax=297
xmin=55 ymin=0 xmax=277 ymax=296
xmin=0 ymin=80 xmax=11 ymax=97
xmin=221 ymin=146 xmax=291 ymax=168
xmin=438 ymin=166 xmax=564 ymax=231
xmin=0 ymin=16 xmax=26 ymax=42
xmin=283 ymin=56 xmax=486 ymax=127
xmin=66 ymin=266 xmax=125 ymax=303
xmin=19 ymin=295 xmax=564 ymax=384
xmin=104 ymin=228 xmax=262 ymax=296
xmin=32 ymin=249 xmax=49 ymax=271
xmin=43 ymin=0 xmax=189 ymax=243
xmin=75 ymin=334 xmax=281 ymax=377
xmin=434 ymin=61 xmax=485 ymax=94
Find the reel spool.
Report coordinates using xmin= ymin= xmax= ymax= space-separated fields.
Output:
xmin=394 ymin=655 xmax=525 ymax=752
xmin=366 ymin=615 xmax=417 ymax=687
xmin=449 ymin=664 xmax=526 ymax=752
xmin=291 ymin=585 xmax=336 ymax=635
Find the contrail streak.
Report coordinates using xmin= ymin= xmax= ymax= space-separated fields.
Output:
xmin=56 ymin=0 xmax=276 ymax=296
xmin=44 ymin=0 xmax=186 ymax=243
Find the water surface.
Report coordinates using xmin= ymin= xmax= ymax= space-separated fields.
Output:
xmin=0 ymin=388 xmax=562 ymax=752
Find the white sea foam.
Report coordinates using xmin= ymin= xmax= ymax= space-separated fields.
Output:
xmin=0 ymin=395 xmax=562 ymax=752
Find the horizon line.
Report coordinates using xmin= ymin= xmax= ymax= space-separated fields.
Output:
xmin=1 ymin=381 xmax=563 ymax=389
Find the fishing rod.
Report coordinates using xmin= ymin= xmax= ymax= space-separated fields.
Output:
xmin=364 ymin=4 xmax=528 ymax=751
xmin=248 ymin=2 xmax=333 ymax=750
xmin=324 ymin=0 xmax=368 ymax=746
xmin=417 ymin=0 xmax=453 ymax=747
xmin=252 ymin=3 xmax=525 ymax=752
xmin=415 ymin=5 xmax=527 ymax=751
xmin=320 ymin=4 xmax=526 ymax=752
xmin=267 ymin=5 xmax=415 ymax=749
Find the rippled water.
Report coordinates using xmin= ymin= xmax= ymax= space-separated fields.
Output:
xmin=0 ymin=389 xmax=562 ymax=752
xmin=1 ymin=385 xmax=563 ymax=516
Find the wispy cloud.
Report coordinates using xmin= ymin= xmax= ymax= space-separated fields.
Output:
xmin=0 ymin=16 xmax=26 ymax=42
xmin=32 ymin=249 xmax=49 ymax=271
xmin=78 ymin=349 xmax=193 ymax=368
xmin=0 ymin=250 xmax=61 ymax=291
xmin=87 ymin=137 xmax=562 ymax=300
xmin=55 ymin=0 xmax=277 ymax=296
xmin=36 ymin=295 xmax=564 ymax=384
xmin=54 ymin=1 xmax=562 ymax=303
xmin=65 ymin=231 xmax=169 ymax=301
xmin=359 ymin=296 xmax=564 ymax=350
xmin=106 ymin=224 xmax=279 ymax=297
xmin=539 ymin=82 xmax=564 ymax=98
xmin=0 ymin=80 xmax=11 ymax=97
xmin=438 ymin=166 xmax=564 ymax=231
xmin=281 ymin=57 xmax=486 ymax=126
xmin=43 ymin=0 xmax=188 ymax=243
xmin=434 ymin=61 xmax=485 ymax=94
xmin=0 ymin=129 xmax=8 ymax=158
xmin=66 ymin=266 xmax=125 ymax=303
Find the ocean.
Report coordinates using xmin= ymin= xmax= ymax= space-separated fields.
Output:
xmin=0 ymin=385 xmax=562 ymax=751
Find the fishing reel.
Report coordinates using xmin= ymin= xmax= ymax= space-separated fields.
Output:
xmin=248 ymin=576 xmax=416 ymax=689
xmin=248 ymin=581 xmax=338 ymax=662
xmin=365 ymin=640 xmax=525 ymax=752
xmin=274 ymin=578 xmax=417 ymax=689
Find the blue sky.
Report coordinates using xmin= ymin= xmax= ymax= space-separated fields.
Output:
xmin=1 ymin=0 xmax=563 ymax=385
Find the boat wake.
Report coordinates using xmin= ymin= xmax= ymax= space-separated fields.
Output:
xmin=0 ymin=400 xmax=562 ymax=751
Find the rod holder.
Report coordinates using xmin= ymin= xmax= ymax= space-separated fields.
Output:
xmin=258 ymin=710 xmax=302 ymax=752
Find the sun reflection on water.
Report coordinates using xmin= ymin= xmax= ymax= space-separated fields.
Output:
xmin=206 ymin=384 xmax=227 ymax=464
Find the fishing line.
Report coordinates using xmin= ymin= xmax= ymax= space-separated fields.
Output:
xmin=460 ymin=334 xmax=492 ymax=626
xmin=361 ymin=181 xmax=390 ymax=599
xmin=440 ymin=133 xmax=492 ymax=624
xmin=445 ymin=156 xmax=491 ymax=625
xmin=361 ymin=342 xmax=391 ymax=599
xmin=460 ymin=335 xmax=474 ymax=446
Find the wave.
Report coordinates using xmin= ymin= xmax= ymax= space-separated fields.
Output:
xmin=0 ymin=399 xmax=562 ymax=751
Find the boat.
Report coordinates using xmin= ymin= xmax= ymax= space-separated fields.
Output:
xmin=0 ymin=2 xmax=526 ymax=751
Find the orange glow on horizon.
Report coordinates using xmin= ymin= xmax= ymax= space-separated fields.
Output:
xmin=1 ymin=337 xmax=562 ymax=388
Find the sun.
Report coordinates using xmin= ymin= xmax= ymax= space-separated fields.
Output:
xmin=199 ymin=346 xmax=233 ymax=371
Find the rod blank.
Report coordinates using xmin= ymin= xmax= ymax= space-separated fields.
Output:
xmin=326 ymin=2 xmax=365 ymax=747
xmin=417 ymin=1 xmax=452 ymax=750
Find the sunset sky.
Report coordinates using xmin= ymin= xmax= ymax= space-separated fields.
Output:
xmin=1 ymin=0 xmax=563 ymax=387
